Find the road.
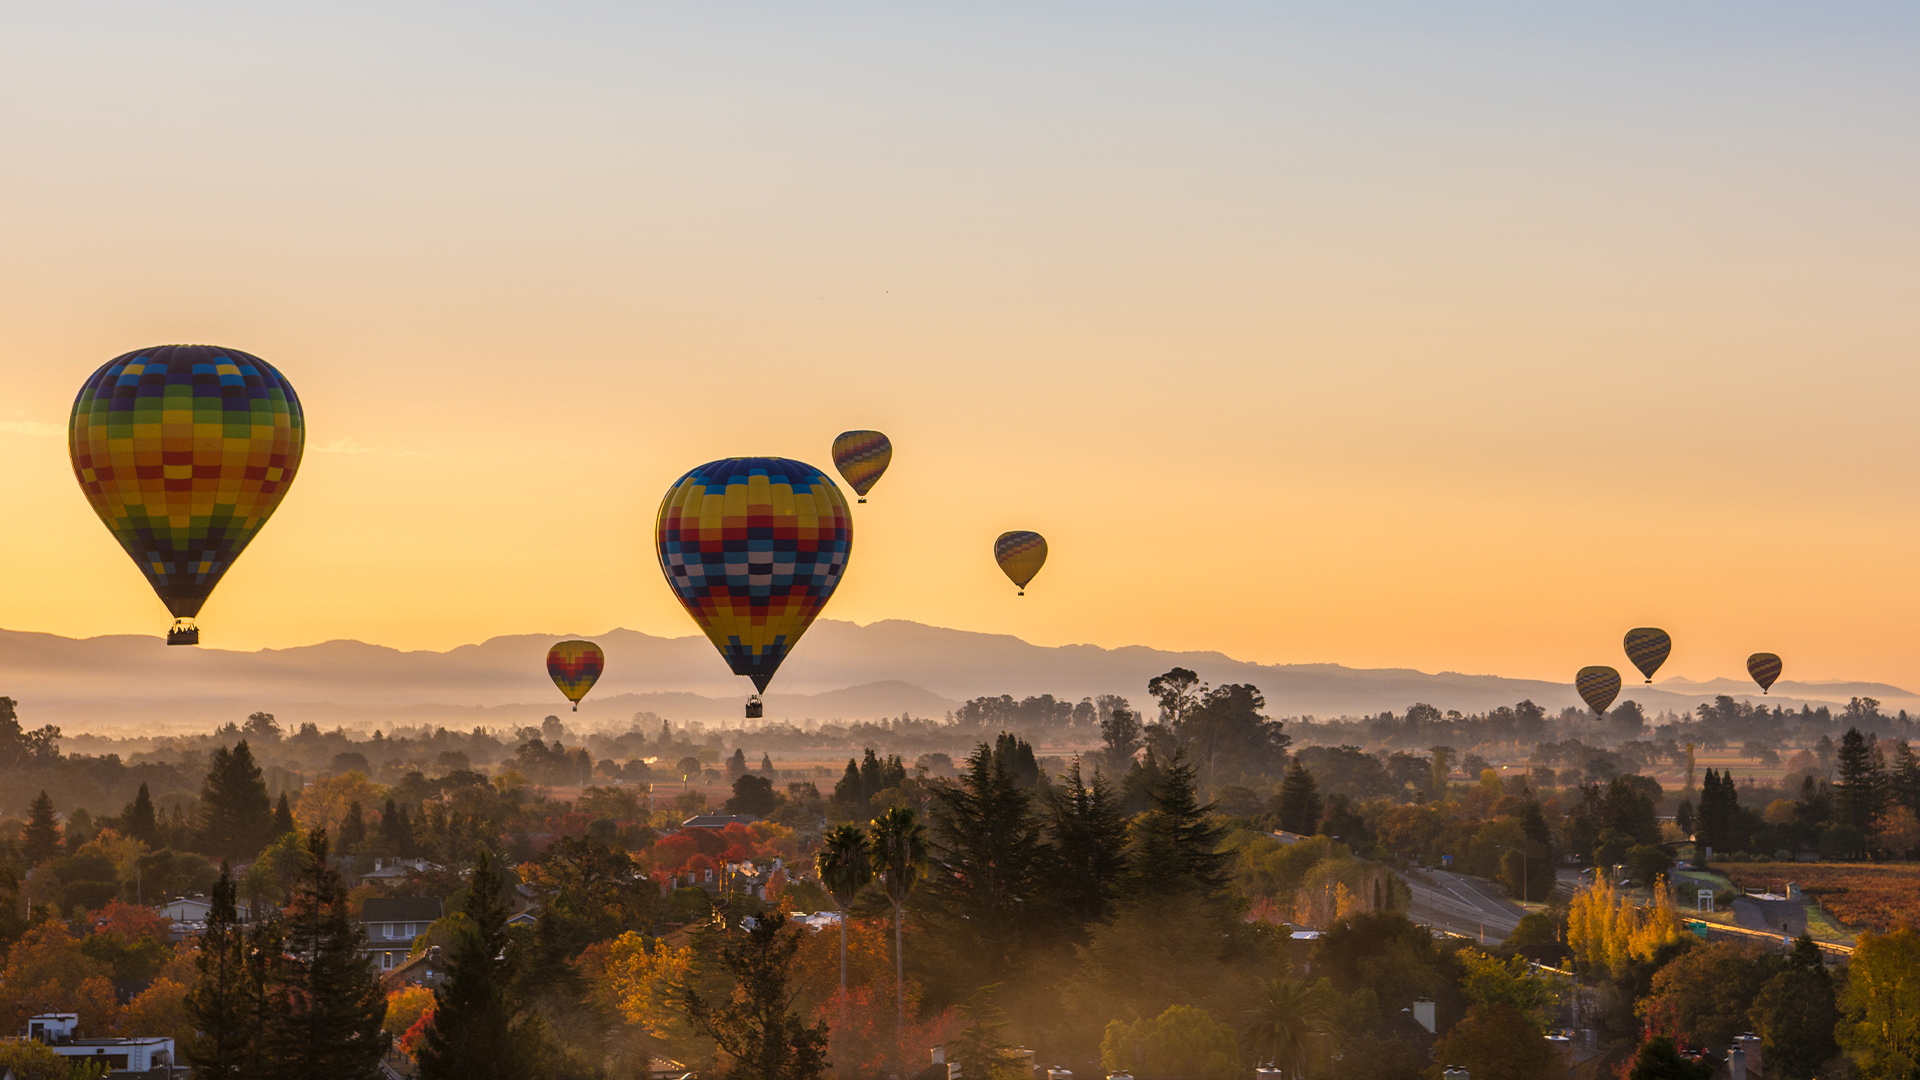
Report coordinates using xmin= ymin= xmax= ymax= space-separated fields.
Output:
xmin=1401 ymin=868 xmax=1528 ymax=944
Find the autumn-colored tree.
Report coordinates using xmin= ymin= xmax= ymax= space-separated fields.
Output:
xmin=685 ymin=913 xmax=830 ymax=1080
xmin=383 ymin=985 xmax=436 ymax=1060
xmin=0 ymin=920 xmax=117 ymax=1029
xmin=595 ymin=931 xmax=698 ymax=1043
xmin=1568 ymin=876 xmax=1684 ymax=980
xmin=1635 ymin=941 xmax=1776 ymax=1049
xmin=1838 ymin=927 xmax=1920 ymax=1080
xmin=295 ymin=772 xmax=388 ymax=835
xmin=1432 ymin=1001 xmax=1556 ymax=1080
xmin=119 ymin=977 xmax=193 ymax=1044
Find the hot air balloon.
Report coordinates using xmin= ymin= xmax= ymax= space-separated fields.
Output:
xmin=831 ymin=430 xmax=892 ymax=503
xmin=656 ymin=457 xmax=852 ymax=715
xmin=547 ymin=640 xmax=604 ymax=712
xmin=1748 ymin=653 xmax=1782 ymax=694
xmin=1576 ymin=666 xmax=1621 ymax=717
xmin=69 ymin=345 xmax=304 ymax=645
xmin=994 ymin=531 xmax=1047 ymax=595
xmin=1623 ymin=627 xmax=1672 ymax=683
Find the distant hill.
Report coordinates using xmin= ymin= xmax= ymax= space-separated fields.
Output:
xmin=2 ymin=620 xmax=1911 ymax=735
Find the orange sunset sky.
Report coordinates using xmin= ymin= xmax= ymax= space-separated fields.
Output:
xmin=2 ymin=3 xmax=1917 ymax=690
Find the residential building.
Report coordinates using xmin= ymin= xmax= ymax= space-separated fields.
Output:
xmin=21 ymin=1013 xmax=175 ymax=1072
xmin=361 ymin=896 xmax=443 ymax=971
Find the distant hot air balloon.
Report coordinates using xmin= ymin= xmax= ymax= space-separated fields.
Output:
xmin=1748 ymin=653 xmax=1782 ymax=694
xmin=1623 ymin=627 xmax=1672 ymax=683
xmin=994 ymin=531 xmax=1047 ymax=595
xmin=1576 ymin=666 xmax=1621 ymax=717
xmin=69 ymin=345 xmax=304 ymax=645
xmin=831 ymin=430 xmax=892 ymax=503
xmin=655 ymin=457 xmax=852 ymax=714
xmin=547 ymin=640 xmax=604 ymax=712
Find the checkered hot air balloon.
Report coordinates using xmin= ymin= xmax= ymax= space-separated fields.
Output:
xmin=1747 ymin=653 xmax=1782 ymax=694
xmin=69 ymin=345 xmax=304 ymax=645
xmin=1623 ymin=627 xmax=1672 ymax=683
xmin=547 ymin=640 xmax=604 ymax=711
xmin=994 ymin=531 xmax=1047 ymax=595
xmin=1576 ymin=666 xmax=1621 ymax=717
xmin=830 ymin=430 xmax=892 ymax=503
xmin=655 ymin=458 xmax=852 ymax=706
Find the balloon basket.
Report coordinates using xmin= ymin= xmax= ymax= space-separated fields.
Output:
xmin=166 ymin=620 xmax=200 ymax=646
xmin=745 ymin=695 xmax=764 ymax=719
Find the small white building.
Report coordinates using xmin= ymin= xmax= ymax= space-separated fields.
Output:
xmin=24 ymin=1013 xmax=175 ymax=1072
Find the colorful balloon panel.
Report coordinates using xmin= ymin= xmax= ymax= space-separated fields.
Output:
xmin=1623 ymin=627 xmax=1672 ymax=683
xmin=655 ymin=457 xmax=852 ymax=692
xmin=1576 ymin=665 xmax=1621 ymax=716
xmin=68 ymin=345 xmax=304 ymax=624
xmin=831 ymin=430 xmax=892 ymax=500
xmin=994 ymin=531 xmax=1047 ymax=594
xmin=1748 ymin=653 xmax=1783 ymax=694
xmin=547 ymin=640 xmax=605 ymax=710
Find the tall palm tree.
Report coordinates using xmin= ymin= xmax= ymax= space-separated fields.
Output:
xmin=1244 ymin=977 xmax=1332 ymax=1079
xmin=815 ymin=823 xmax=873 ymax=1024
xmin=868 ymin=806 xmax=928 ymax=1034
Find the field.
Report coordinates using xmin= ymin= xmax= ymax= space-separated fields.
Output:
xmin=1715 ymin=861 xmax=1920 ymax=934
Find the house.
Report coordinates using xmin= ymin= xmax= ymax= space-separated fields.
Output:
xmin=506 ymin=911 xmax=538 ymax=929
xmin=681 ymin=814 xmax=760 ymax=829
xmin=363 ymin=857 xmax=443 ymax=884
xmin=361 ymin=896 xmax=444 ymax=971
xmin=24 ymin=1013 xmax=175 ymax=1072
xmin=159 ymin=894 xmax=253 ymax=923
xmin=382 ymin=946 xmax=449 ymax=992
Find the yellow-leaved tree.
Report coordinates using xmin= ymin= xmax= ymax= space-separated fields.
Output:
xmin=1568 ymin=876 xmax=1683 ymax=980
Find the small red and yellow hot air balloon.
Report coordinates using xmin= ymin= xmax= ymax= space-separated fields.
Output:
xmin=547 ymin=640 xmax=604 ymax=712
xmin=831 ymin=430 xmax=892 ymax=503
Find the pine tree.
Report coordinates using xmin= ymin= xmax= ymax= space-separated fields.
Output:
xmin=760 ymin=752 xmax=776 ymax=775
xmin=921 ymin=742 xmax=1048 ymax=988
xmin=859 ymin=748 xmax=884 ymax=800
xmin=1046 ymin=759 xmax=1129 ymax=924
xmin=272 ymin=793 xmax=296 ymax=840
xmin=378 ymin=798 xmax=410 ymax=856
xmin=685 ymin=913 xmax=830 ymax=1080
xmin=1275 ymin=759 xmax=1323 ymax=835
xmin=338 ymin=802 xmax=367 ymax=853
xmin=186 ymin=863 xmax=257 ymax=1073
xmin=833 ymin=759 xmax=868 ymax=817
xmin=416 ymin=850 xmax=546 ymax=1080
xmin=201 ymin=740 xmax=273 ymax=862
xmin=21 ymin=790 xmax=60 ymax=865
xmin=1128 ymin=750 xmax=1230 ymax=898
xmin=256 ymin=830 xmax=388 ymax=1080
xmin=123 ymin=782 xmax=159 ymax=848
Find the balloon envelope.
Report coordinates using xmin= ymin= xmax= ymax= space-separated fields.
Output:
xmin=1747 ymin=653 xmax=1783 ymax=693
xmin=547 ymin=640 xmax=605 ymax=711
xmin=831 ymin=430 xmax=892 ymax=499
xmin=1576 ymin=666 xmax=1621 ymax=716
xmin=656 ymin=457 xmax=852 ymax=693
xmin=69 ymin=345 xmax=303 ymax=630
xmin=994 ymin=531 xmax=1047 ymax=594
xmin=1623 ymin=627 xmax=1672 ymax=683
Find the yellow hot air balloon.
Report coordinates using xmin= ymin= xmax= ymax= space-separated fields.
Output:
xmin=1623 ymin=627 xmax=1671 ymax=683
xmin=831 ymin=430 xmax=892 ymax=503
xmin=547 ymin=640 xmax=604 ymax=712
xmin=1748 ymin=653 xmax=1782 ymax=694
xmin=994 ymin=531 xmax=1047 ymax=595
xmin=1576 ymin=666 xmax=1620 ymax=716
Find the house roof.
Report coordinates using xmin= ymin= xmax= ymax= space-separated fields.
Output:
xmin=681 ymin=814 xmax=760 ymax=828
xmin=361 ymin=897 xmax=443 ymax=923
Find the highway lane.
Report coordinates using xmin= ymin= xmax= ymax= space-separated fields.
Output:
xmin=1400 ymin=868 xmax=1527 ymax=943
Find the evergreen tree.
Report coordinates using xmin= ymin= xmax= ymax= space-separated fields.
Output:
xmin=1045 ymin=759 xmax=1129 ymax=925
xmin=1275 ymin=759 xmax=1323 ymax=835
xmin=1752 ymin=935 xmax=1838 ymax=1077
xmin=1128 ymin=750 xmax=1230 ymax=898
xmin=256 ymin=830 xmax=388 ymax=1079
xmin=860 ymin=748 xmax=884 ymax=799
xmin=920 ymin=742 xmax=1049 ymax=990
xmin=200 ymin=740 xmax=273 ymax=862
xmin=726 ymin=747 xmax=748 ymax=781
xmin=378 ymin=798 xmax=411 ymax=857
xmin=992 ymin=732 xmax=1040 ymax=789
xmin=760 ymin=752 xmax=776 ymax=775
xmin=21 ymin=790 xmax=60 ymax=865
xmin=272 ymin=794 xmax=296 ymax=841
xmin=186 ymin=863 xmax=257 ymax=1074
xmin=685 ymin=912 xmax=829 ymax=1080
xmin=123 ymin=782 xmax=160 ymax=848
xmin=417 ymin=850 xmax=546 ymax=1080
xmin=833 ymin=759 xmax=868 ymax=817
xmin=1835 ymin=727 xmax=1889 ymax=838
xmin=948 ymin=985 xmax=1023 ymax=1080
xmin=338 ymin=801 xmax=367 ymax=853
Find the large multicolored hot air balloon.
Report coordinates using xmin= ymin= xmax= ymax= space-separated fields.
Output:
xmin=69 ymin=345 xmax=304 ymax=645
xmin=1576 ymin=665 xmax=1621 ymax=716
xmin=831 ymin=430 xmax=892 ymax=503
xmin=1623 ymin=627 xmax=1672 ymax=684
xmin=656 ymin=458 xmax=852 ymax=710
xmin=1748 ymin=653 xmax=1782 ymax=694
xmin=994 ymin=531 xmax=1047 ymax=595
xmin=547 ymin=640 xmax=604 ymax=712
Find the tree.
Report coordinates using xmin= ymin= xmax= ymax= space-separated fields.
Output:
xmin=1242 ymin=978 xmax=1330 ymax=1077
xmin=1045 ymin=759 xmax=1129 ymax=925
xmin=1627 ymin=1037 xmax=1713 ymax=1080
xmin=685 ymin=912 xmax=829 ymax=1080
xmin=1098 ymin=701 xmax=1144 ymax=777
xmin=122 ymin=782 xmax=159 ymax=848
xmin=726 ymin=774 xmax=778 ymax=817
xmin=416 ymin=850 xmax=547 ymax=1080
xmin=22 ymin=790 xmax=60 ymax=865
xmin=0 ymin=1040 xmax=110 ymax=1080
xmin=244 ymin=712 xmax=282 ymax=741
xmin=919 ymin=741 xmax=1047 ymax=992
xmin=1128 ymin=749 xmax=1231 ymax=899
xmin=869 ymin=806 xmax=929 ymax=1032
xmin=186 ymin=864 xmax=256 ymax=1074
xmin=814 ymin=824 xmax=872 ymax=1014
xmin=255 ymin=829 xmax=388 ymax=1079
xmin=1101 ymin=1004 xmax=1239 ymax=1080
xmin=377 ymin=798 xmax=409 ymax=856
xmin=1275 ymin=760 xmax=1323 ymax=835
xmin=727 ymin=748 xmax=749 ymax=781
xmin=1838 ymin=927 xmax=1920 ymax=1080
xmin=272 ymin=794 xmax=296 ymax=840
xmin=1751 ymin=935 xmax=1838 ymax=1079
xmin=338 ymin=801 xmax=368 ymax=853
xmin=948 ymin=985 xmax=1023 ymax=1080
xmin=200 ymin=740 xmax=273 ymax=862
xmin=1432 ymin=1001 xmax=1557 ymax=1080
xmin=1836 ymin=727 xmax=1890 ymax=844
